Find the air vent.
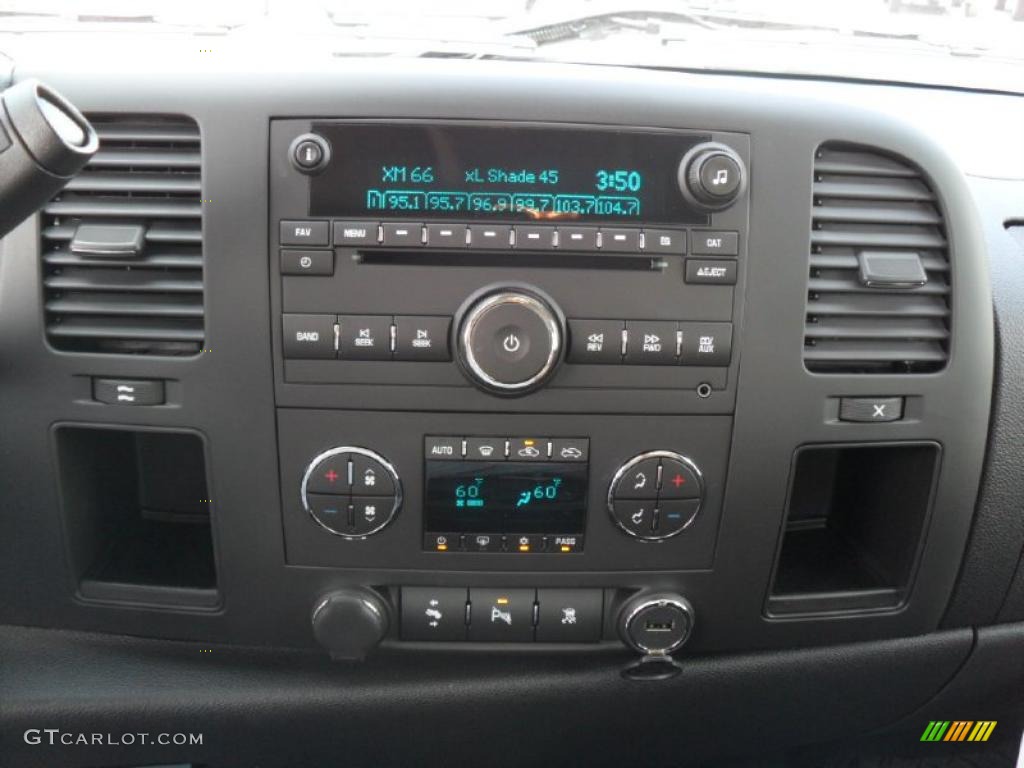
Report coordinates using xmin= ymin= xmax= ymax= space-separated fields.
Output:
xmin=804 ymin=143 xmax=950 ymax=373
xmin=41 ymin=115 xmax=203 ymax=355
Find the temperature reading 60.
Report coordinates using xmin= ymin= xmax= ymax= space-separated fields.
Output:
xmin=516 ymin=478 xmax=563 ymax=507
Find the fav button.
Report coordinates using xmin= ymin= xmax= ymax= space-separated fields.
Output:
xmin=280 ymin=220 xmax=329 ymax=246
xmin=536 ymin=589 xmax=603 ymax=643
xmin=468 ymin=588 xmax=536 ymax=642
xmin=402 ymin=587 xmax=468 ymax=641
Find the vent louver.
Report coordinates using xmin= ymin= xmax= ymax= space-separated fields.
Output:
xmin=42 ymin=115 xmax=203 ymax=355
xmin=804 ymin=143 xmax=950 ymax=373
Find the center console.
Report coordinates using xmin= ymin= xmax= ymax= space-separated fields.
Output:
xmin=269 ymin=119 xmax=749 ymax=656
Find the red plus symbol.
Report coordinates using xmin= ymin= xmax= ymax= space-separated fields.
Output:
xmin=324 ymin=469 xmax=339 ymax=484
xmin=671 ymin=474 xmax=685 ymax=488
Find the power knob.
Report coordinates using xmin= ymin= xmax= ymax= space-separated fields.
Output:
xmin=456 ymin=286 xmax=564 ymax=396
xmin=678 ymin=142 xmax=747 ymax=211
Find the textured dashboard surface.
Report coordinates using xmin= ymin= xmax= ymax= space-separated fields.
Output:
xmin=0 ymin=624 xmax=973 ymax=768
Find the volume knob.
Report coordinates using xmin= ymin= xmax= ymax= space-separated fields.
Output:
xmin=678 ymin=142 xmax=746 ymax=212
xmin=456 ymin=287 xmax=564 ymax=396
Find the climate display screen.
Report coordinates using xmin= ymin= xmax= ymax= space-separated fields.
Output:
xmin=309 ymin=123 xmax=709 ymax=224
xmin=424 ymin=461 xmax=588 ymax=534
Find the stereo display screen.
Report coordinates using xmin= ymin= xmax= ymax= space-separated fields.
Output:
xmin=310 ymin=122 xmax=708 ymax=224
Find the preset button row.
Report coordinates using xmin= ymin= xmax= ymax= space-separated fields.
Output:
xmin=280 ymin=220 xmax=739 ymax=256
xmin=283 ymin=314 xmax=451 ymax=361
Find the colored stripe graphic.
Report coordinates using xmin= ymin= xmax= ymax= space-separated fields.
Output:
xmin=945 ymin=721 xmax=973 ymax=741
xmin=967 ymin=721 xmax=997 ymax=742
xmin=921 ymin=722 xmax=950 ymax=741
xmin=922 ymin=721 xmax=997 ymax=743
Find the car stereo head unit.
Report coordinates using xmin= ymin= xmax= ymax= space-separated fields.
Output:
xmin=270 ymin=118 xmax=749 ymax=414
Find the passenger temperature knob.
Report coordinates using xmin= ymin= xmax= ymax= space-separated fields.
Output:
xmin=678 ymin=142 xmax=747 ymax=211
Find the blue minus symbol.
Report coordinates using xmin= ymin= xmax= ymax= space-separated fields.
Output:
xmin=666 ymin=513 xmax=682 ymax=520
xmin=467 ymin=500 xmax=484 ymax=508
xmin=323 ymin=507 xmax=340 ymax=516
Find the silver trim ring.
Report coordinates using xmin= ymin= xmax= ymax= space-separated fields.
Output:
xmin=622 ymin=595 xmax=695 ymax=655
xmin=459 ymin=291 xmax=562 ymax=392
xmin=607 ymin=450 xmax=705 ymax=541
xmin=300 ymin=446 xmax=402 ymax=539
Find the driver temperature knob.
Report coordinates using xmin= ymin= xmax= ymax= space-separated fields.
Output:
xmin=678 ymin=142 xmax=747 ymax=212
xmin=456 ymin=286 xmax=564 ymax=396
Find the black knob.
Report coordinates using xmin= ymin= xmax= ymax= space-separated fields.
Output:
xmin=619 ymin=593 xmax=694 ymax=656
xmin=456 ymin=287 xmax=564 ymax=396
xmin=678 ymin=142 xmax=746 ymax=211
xmin=289 ymin=132 xmax=331 ymax=175
xmin=312 ymin=588 xmax=389 ymax=660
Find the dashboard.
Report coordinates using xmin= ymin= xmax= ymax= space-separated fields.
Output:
xmin=1 ymin=52 xmax=1024 ymax=768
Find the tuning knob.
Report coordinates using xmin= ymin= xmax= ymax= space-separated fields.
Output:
xmin=678 ymin=142 xmax=746 ymax=212
xmin=456 ymin=286 xmax=564 ymax=396
xmin=312 ymin=588 xmax=389 ymax=660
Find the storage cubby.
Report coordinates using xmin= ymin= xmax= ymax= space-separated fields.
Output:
xmin=55 ymin=426 xmax=219 ymax=607
xmin=767 ymin=443 xmax=940 ymax=615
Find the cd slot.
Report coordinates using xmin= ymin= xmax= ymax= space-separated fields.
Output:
xmin=353 ymin=249 xmax=667 ymax=271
